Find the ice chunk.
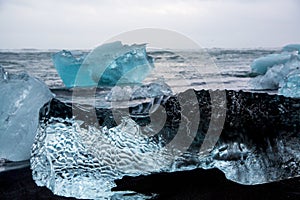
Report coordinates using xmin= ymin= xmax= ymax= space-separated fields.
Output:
xmin=131 ymin=82 xmax=173 ymax=99
xmin=31 ymin=117 xmax=172 ymax=199
xmin=0 ymin=66 xmax=53 ymax=161
xmin=105 ymin=82 xmax=173 ymax=102
xmin=250 ymin=53 xmax=291 ymax=75
xmin=250 ymin=55 xmax=300 ymax=89
xmin=282 ymin=44 xmax=300 ymax=53
xmin=250 ymin=44 xmax=300 ymax=92
xmin=31 ymin=90 xmax=300 ymax=199
xmin=278 ymin=71 xmax=300 ymax=98
xmin=52 ymin=41 xmax=154 ymax=87
xmin=52 ymin=50 xmax=93 ymax=87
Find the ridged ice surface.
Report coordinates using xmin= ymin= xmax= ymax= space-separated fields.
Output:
xmin=31 ymin=117 xmax=173 ymax=199
xmin=31 ymin=90 xmax=300 ymax=199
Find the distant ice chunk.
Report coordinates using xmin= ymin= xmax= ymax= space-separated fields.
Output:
xmin=282 ymin=44 xmax=300 ymax=53
xmin=250 ymin=44 xmax=300 ymax=96
xmin=250 ymin=53 xmax=291 ymax=75
xmin=52 ymin=41 xmax=154 ymax=87
xmin=250 ymin=55 xmax=300 ymax=89
xmin=0 ymin=66 xmax=53 ymax=161
xmin=278 ymin=71 xmax=300 ymax=98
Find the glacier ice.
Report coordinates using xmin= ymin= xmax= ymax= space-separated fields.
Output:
xmin=105 ymin=82 xmax=173 ymax=102
xmin=250 ymin=54 xmax=300 ymax=89
xmin=250 ymin=53 xmax=291 ymax=75
xmin=52 ymin=50 xmax=92 ymax=87
xmin=278 ymin=71 xmax=300 ymax=98
xmin=31 ymin=90 xmax=300 ymax=199
xmin=0 ymin=66 xmax=53 ymax=161
xmin=52 ymin=41 xmax=154 ymax=88
xmin=250 ymin=44 xmax=300 ymax=97
xmin=31 ymin=117 xmax=172 ymax=199
xmin=282 ymin=44 xmax=300 ymax=53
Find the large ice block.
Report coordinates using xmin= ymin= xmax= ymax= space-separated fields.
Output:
xmin=0 ymin=66 xmax=53 ymax=161
xmin=52 ymin=41 xmax=154 ymax=87
xmin=31 ymin=90 xmax=300 ymax=199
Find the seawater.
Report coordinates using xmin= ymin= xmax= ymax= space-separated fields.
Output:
xmin=0 ymin=48 xmax=279 ymax=106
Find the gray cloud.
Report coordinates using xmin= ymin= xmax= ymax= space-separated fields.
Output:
xmin=0 ymin=0 xmax=299 ymax=49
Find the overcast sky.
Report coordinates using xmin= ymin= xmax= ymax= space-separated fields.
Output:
xmin=0 ymin=0 xmax=299 ymax=49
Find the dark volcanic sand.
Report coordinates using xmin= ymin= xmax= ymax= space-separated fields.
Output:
xmin=0 ymin=167 xmax=299 ymax=200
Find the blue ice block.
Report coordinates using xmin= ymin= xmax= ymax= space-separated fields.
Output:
xmin=52 ymin=42 xmax=154 ymax=88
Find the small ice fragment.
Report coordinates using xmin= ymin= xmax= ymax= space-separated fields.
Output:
xmin=278 ymin=71 xmax=300 ymax=98
xmin=105 ymin=82 xmax=173 ymax=101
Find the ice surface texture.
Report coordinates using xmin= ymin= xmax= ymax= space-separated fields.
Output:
xmin=52 ymin=41 xmax=154 ymax=88
xmin=250 ymin=44 xmax=300 ymax=97
xmin=0 ymin=66 xmax=53 ymax=161
xmin=31 ymin=90 xmax=300 ymax=199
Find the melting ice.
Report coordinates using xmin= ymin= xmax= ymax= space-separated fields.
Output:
xmin=279 ymin=72 xmax=300 ymax=98
xmin=52 ymin=41 xmax=154 ymax=87
xmin=0 ymin=66 xmax=53 ymax=161
xmin=250 ymin=44 xmax=300 ymax=97
xmin=31 ymin=90 xmax=300 ymax=199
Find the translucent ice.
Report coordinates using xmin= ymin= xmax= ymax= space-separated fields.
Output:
xmin=250 ymin=55 xmax=300 ymax=89
xmin=31 ymin=90 xmax=300 ymax=199
xmin=0 ymin=66 xmax=53 ymax=161
xmin=250 ymin=44 xmax=300 ymax=94
xmin=282 ymin=44 xmax=300 ymax=53
xmin=250 ymin=53 xmax=291 ymax=75
xmin=52 ymin=50 xmax=92 ymax=87
xmin=31 ymin=117 xmax=173 ymax=199
xmin=52 ymin=41 xmax=154 ymax=87
xmin=278 ymin=71 xmax=300 ymax=98
xmin=105 ymin=82 xmax=173 ymax=102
